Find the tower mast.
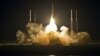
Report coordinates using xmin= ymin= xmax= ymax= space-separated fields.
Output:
xmin=29 ymin=9 xmax=31 ymax=22
xmin=70 ymin=9 xmax=74 ymax=37
xmin=76 ymin=10 xmax=78 ymax=33
xmin=34 ymin=10 xmax=36 ymax=23
xmin=70 ymin=9 xmax=73 ymax=31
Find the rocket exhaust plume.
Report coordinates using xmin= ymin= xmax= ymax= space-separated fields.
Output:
xmin=45 ymin=17 xmax=57 ymax=33
xmin=16 ymin=6 xmax=91 ymax=46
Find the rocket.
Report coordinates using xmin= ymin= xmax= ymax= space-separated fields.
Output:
xmin=51 ymin=3 xmax=54 ymax=18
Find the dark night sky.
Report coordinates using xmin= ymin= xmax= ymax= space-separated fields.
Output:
xmin=0 ymin=0 xmax=100 ymax=41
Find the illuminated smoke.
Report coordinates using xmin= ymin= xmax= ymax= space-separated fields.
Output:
xmin=16 ymin=15 xmax=91 ymax=46
xmin=16 ymin=30 xmax=26 ymax=44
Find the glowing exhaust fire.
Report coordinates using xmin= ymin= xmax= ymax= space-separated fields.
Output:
xmin=45 ymin=17 xmax=57 ymax=33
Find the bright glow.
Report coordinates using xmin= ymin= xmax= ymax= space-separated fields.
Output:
xmin=48 ymin=55 xmax=56 ymax=56
xmin=45 ymin=17 xmax=57 ymax=33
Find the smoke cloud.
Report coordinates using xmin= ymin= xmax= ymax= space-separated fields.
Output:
xmin=16 ymin=22 xmax=91 ymax=46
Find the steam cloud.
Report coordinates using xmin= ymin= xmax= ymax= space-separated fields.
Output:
xmin=16 ymin=22 xmax=91 ymax=46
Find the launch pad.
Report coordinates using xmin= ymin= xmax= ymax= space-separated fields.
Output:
xmin=16 ymin=4 xmax=91 ymax=46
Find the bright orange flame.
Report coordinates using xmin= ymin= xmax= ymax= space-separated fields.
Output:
xmin=45 ymin=17 xmax=57 ymax=33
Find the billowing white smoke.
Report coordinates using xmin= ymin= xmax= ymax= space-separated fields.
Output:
xmin=16 ymin=18 xmax=91 ymax=46
xmin=58 ymin=26 xmax=77 ymax=46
